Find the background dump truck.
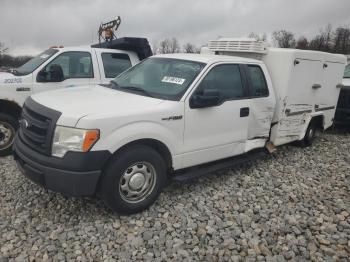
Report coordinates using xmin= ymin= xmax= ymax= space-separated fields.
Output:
xmin=0 ymin=37 xmax=152 ymax=156
xmin=14 ymin=38 xmax=346 ymax=214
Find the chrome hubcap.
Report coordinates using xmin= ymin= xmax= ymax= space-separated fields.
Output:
xmin=308 ymin=128 xmax=314 ymax=140
xmin=0 ymin=121 xmax=15 ymax=150
xmin=119 ymin=162 xmax=156 ymax=203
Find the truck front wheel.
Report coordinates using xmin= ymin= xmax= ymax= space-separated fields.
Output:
xmin=100 ymin=145 xmax=167 ymax=214
xmin=0 ymin=113 xmax=18 ymax=157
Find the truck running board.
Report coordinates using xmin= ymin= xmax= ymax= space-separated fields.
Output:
xmin=172 ymin=150 xmax=268 ymax=182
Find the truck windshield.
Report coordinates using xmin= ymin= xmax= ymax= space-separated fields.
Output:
xmin=344 ymin=64 xmax=350 ymax=78
xmin=112 ymin=57 xmax=206 ymax=100
xmin=13 ymin=49 xmax=59 ymax=76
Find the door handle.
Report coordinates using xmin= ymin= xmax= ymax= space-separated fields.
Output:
xmin=336 ymin=83 xmax=343 ymax=89
xmin=240 ymin=107 xmax=249 ymax=117
xmin=312 ymin=84 xmax=322 ymax=89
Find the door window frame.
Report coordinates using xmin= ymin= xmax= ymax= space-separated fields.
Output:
xmin=101 ymin=52 xmax=132 ymax=78
xmin=188 ymin=63 xmax=250 ymax=107
xmin=38 ymin=51 xmax=94 ymax=82
xmin=240 ymin=64 xmax=270 ymax=98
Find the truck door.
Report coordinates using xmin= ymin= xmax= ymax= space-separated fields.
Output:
xmin=183 ymin=63 xmax=250 ymax=168
xmin=243 ymin=64 xmax=275 ymax=145
xmin=33 ymin=51 xmax=94 ymax=93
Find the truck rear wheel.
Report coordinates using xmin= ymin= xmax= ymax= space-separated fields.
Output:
xmin=300 ymin=120 xmax=317 ymax=147
xmin=100 ymin=145 xmax=167 ymax=214
xmin=0 ymin=113 xmax=18 ymax=157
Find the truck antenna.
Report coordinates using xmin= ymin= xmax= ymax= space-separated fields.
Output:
xmin=98 ymin=16 xmax=121 ymax=46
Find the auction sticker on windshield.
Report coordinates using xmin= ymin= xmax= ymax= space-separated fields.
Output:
xmin=162 ymin=76 xmax=186 ymax=85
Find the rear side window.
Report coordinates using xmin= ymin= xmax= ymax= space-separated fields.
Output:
xmin=102 ymin=53 xmax=131 ymax=78
xmin=246 ymin=65 xmax=269 ymax=97
xmin=197 ymin=64 xmax=244 ymax=100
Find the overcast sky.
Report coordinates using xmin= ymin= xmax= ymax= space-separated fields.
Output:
xmin=1 ymin=0 xmax=350 ymax=56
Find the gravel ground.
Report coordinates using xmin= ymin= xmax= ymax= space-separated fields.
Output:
xmin=1 ymin=131 xmax=350 ymax=261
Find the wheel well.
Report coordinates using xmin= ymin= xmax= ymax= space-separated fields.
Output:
xmin=0 ymin=100 xmax=22 ymax=119
xmin=113 ymin=139 xmax=173 ymax=171
xmin=311 ymin=115 xmax=324 ymax=131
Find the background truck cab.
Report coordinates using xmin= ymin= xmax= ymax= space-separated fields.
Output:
xmin=0 ymin=37 xmax=152 ymax=156
xmin=335 ymin=63 xmax=350 ymax=126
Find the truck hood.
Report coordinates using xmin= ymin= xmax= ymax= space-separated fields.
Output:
xmin=0 ymin=72 xmax=15 ymax=78
xmin=31 ymin=85 xmax=164 ymax=126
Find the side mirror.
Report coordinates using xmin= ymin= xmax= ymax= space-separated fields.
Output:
xmin=190 ymin=88 xmax=221 ymax=109
xmin=36 ymin=64 xmax=64 ymax=82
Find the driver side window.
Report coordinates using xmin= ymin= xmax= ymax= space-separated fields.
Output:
xmin=44 ymin=51 xmax=93 ymax=81
xmin=197 ymin=64 xmax=244 ymax=100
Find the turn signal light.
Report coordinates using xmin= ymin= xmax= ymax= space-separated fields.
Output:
xmin=83 ymin=130 xmax=100 ymax=152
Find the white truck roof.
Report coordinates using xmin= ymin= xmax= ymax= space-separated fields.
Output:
xmin=51 ymin=46 xmax=137 ymax=56
xmin=154 ymin=53 xmax=263 ymax=65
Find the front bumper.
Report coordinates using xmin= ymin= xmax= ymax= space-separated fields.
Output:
xmin=13 ymin=134 xmax=111 ymax=197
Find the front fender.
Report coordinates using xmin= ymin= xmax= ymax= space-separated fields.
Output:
xmin=0 ymin=90 xmax=25 ymax=107
xmin=91 ymin=121 xmax=183 ymax=168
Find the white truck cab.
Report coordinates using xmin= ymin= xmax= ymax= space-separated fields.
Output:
xmin=0 ymin=37 xmax=152 ymax=156
xmin=13 ymin=38 xmax=346 ymax=214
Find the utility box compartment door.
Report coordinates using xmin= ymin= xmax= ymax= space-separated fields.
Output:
xmin=319 ymin=61 xmax=344 ymax=128
xmin=273 ymin=59 xmax=322 ymax=144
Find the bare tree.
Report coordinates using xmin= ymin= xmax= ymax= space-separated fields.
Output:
xmin=323 ymin=23 xmax=333 ymax=52
xmin=157 ymin=37 xmax=180 ymax=54
xmin=0 ymin=42 xmax=9 ymax=56
xmin=332 ymin=26 xmax=350 ymax=54
xmin=169 ymin=38 xmax=180 ymax=53
xmin=151 ymin=40 xmax=159 ymax=55
xmin=183 ymin=43 xmax=198 ymax=53
xmin=296 ymin=36 xmax=309 ymax=49
xmin=309 ymin=35 xmax=325 ymax=51
xmin=308 ymin=24 xmax=333 ymax=51
xmin=272 ymin=30 xmax=296 ymax=48
xmin=248 ymin=32 xmax=267 ymax=41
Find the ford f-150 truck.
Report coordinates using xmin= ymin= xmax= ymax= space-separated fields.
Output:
xmin=13 ymin=38 xmax=346 ymax=214
xmin=0 ymin=37 xmax=152 ymax=156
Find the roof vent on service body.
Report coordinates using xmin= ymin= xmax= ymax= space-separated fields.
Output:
xmin=208 ymin=38 xmax=269 ymax=60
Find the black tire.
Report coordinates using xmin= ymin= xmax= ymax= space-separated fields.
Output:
xmin=99 ymin=145 xmax=167 ymax=214
xmin=300 ymin=120 xmax=317 ymax=147
xmin=0 ymin=113 xmax=18 ymax=157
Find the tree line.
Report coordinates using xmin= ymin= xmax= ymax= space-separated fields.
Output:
xmin=152 ymin=38 xmax=200 ymax=54
xmin=0 ymin=42 xmax=32 ymax=69
xmin=271 ymin=24 xmax=350 ymax=54
xmin=1 ymin=23 xmax=349 ymax=69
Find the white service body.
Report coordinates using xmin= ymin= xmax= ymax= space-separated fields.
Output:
xmin=263 ymin=48 xmax=345 ymax=146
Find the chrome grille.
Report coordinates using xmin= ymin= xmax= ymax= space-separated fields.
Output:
xmin=19 ymin=98 xmax=61 ymax=155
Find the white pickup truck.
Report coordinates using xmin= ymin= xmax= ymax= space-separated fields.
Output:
xmin=13 ymin=38 xmax=346 ymax=214
xmin=0 ymin=37 xmax=152 ymax=156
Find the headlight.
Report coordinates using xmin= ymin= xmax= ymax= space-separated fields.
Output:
xmin=52 ymin=126 xmax=99 ymax=158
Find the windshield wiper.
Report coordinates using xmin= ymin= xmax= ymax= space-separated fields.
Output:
xmin=118 ymin=85 xmax=154 ymax=98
